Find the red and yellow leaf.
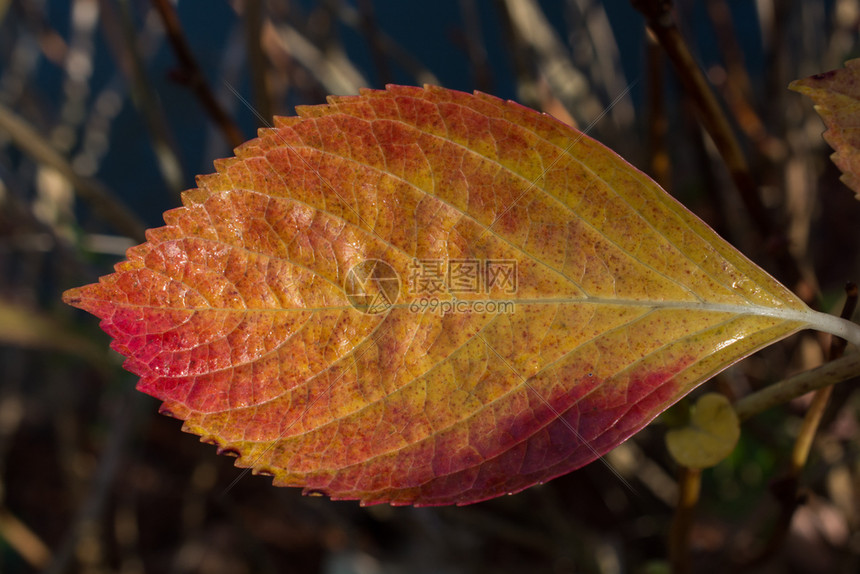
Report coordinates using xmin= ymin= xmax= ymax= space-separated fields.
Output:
xmin=63 ymin=85 xmax=858 ymax=505
xmin=791 ymin=59 xmax=860 ymax=199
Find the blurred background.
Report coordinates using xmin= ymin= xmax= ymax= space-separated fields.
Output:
xmin=2 ymin=0 xmax=860 ymax=572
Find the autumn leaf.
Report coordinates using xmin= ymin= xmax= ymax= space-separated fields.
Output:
xmin=791 ymin=59 xmax=860 ymax=199
xmin=63 ymin=85 xmax=860 ymax=506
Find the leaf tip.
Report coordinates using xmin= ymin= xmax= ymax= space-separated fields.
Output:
xmin=61 ymin=287 xmax=83 ymax=308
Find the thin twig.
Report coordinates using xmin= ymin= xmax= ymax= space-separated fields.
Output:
xmin=151 ymin=0 xmax=245 ymax=148
xmin=108 ymin=0 xmax=186 ymax=197
xmin=645 ymin=30 xmax=671 ymax=191
xmin=356 ymin=0 xmax=392 ymax=86
xmin=632 ymin=0 xmax=768 ymax=229
xmin=336 ymin=4 xmax=439 ymax=86
xmin=459 ymin=0 xmax=493 ymax=92
xmin=631 ymin=0 xmax=806 ymax=294
xmin=493 ymin=0 xmax=540 ymax=112
xmin=242 ymin=0 xmax=273 ymax=125
xmin=733 ymin=351 xmax=860 ymax=422
xmin=706 ymin=0 xmax=786 ymax=163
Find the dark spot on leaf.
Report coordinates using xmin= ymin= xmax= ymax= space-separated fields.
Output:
xmin=158 ymin=406 xmax=175 ymax=418
xmin=217 ymin=446 xmax=240 ymax=457
xmin=812 ymin=71 xmax=837 ymax=80
xmin=254 ymin=468 xmax=275 ymax=477
xmin=304 ymin=488 xmax=328 ymax=497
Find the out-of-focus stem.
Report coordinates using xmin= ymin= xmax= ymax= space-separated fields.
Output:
xmin=790 ymin=386 xmax=832 ymax=471
xmin=0 ymin=506 xmax=51 ymax=569
xmin=632 ymin=0 xmax=769 ymax=233
xmin=645 ymin=30 xmax=671 ymax=191
xmin=110 ymin=0 xmax=186 ymax=197
xmin=0 ymin=102 xmax=146 ymax=242
xmin=737 ymin=285 xmax=858 ymax=566
xmin=669 ymin=466 xmax=701 ymax=574
xmin=789 ymin=283 xmax=857 ymax=471
xmin=706 ymin=0 xmax=785 ymax=163
xmin=151 ymin=0 xmax=245 ymax=149
xmin=631 ymin=0 xmax=805 ymax=293
xmin=734 ymin=352 xmax=860 ymax=421
xmin=357 ymin=0 xmax=392 ymax=86
xmin=244 ymin=0 xmax=273 ymax=125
